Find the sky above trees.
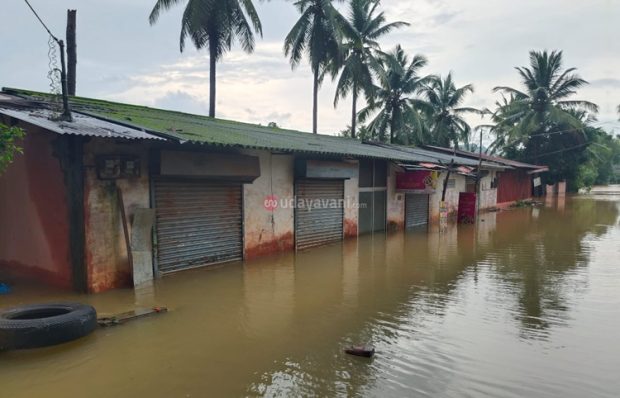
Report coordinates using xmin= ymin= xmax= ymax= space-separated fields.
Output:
xmin=2 ymin=0 xmax=618 ymax=135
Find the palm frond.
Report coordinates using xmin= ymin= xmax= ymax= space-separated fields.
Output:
xmin=492 ymin=86 xmax=528 ymax=98
xmin=149 ymin=0 xmax=185 ymax=25
xmin=284 ymin=9 xmax=312 ymax=68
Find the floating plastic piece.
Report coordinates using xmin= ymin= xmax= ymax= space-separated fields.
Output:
xmin=0 ymin=283 xmax=11 ymax=295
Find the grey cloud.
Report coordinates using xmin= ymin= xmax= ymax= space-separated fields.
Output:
xmin=431 ymin=11 xmax=459 ymax=26
xmin=153 ymin=91 xmax=209 ymax=115
xmin=589 ymin=78 xmax=620 ymax=89
xmin=265 ymin=112 xmax=292 ymax=123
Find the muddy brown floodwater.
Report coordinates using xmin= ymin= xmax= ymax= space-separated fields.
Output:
xmin=1 ymin=196 xmax=620 ymax=397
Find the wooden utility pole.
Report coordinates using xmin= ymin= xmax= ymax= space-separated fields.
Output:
xmin=476 ymin=128 xmax=483 ymax=214
xmin=58 ymin=39 xmax=72 ymax=121
xmin=66 ymin=9 xmax=77 ymax=96
xmin=441 ymin=160 xmax=454 ymax=202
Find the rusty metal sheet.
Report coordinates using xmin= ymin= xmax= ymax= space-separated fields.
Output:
xmin=0 ymin=107 xmax=163 ymax=140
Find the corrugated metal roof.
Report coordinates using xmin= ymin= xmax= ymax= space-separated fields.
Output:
xmin=2 ymin=88 xmax=506 ymax=168
xmin=2 ymin=88 xmax=487 ymax=165
xmin=423 ymin=145 xmax=547 ymax=170
xmin=368 ymin=142 xmax=507 ymax=169
xmin=0 ymin=106 xmax=164 ymax=141
xmin=2 ymin=88 xmax=428 ymax=161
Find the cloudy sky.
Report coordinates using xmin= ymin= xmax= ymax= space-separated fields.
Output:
xmin=2 ymin=0 xmax=619 ymax=136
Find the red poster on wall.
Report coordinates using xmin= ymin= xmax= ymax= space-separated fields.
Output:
xmin=396 ymin=171 xmax=434 ymax=191
xmin=458 ymin=192 xmax=477 ymax=224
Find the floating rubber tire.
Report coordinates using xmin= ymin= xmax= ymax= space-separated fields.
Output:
xmin=0 ymin=303 xmax=97 ymax=350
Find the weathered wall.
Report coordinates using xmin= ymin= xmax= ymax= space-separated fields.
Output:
xmin=386 ymin=163 xmax=405 ymax=231
xmin=0 ymin=127 xmax=71 ymax=288
xmin=83 ymin=138 xmax=151 ymax=292
xmin=479 ymin=170 xmax=498 ymax=210
xmin=242 ymin=150 xmax=295 ymax=259
xmin=429 ymin=172 xmax=466 ymax=222
xmin=242 ymin=152 xmax=359 ymax=257
xmin=343 ymin=160 xmax=359 ymax=238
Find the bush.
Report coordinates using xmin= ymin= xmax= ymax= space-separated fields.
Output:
xmin=0 ymin=123 xmax=25 ymax=174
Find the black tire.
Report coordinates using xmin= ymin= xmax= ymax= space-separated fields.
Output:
xmin=0 ymin=303 xmax=97 ymax=350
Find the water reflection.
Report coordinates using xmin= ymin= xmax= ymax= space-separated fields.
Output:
xmin=1 ymin=198 xmax=619 ymax=398
xmin=484 ymin=199 xmax=619 ymax=339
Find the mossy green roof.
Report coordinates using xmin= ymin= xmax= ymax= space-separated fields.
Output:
xmin=2 ymin=87 xmax=466 ymax=164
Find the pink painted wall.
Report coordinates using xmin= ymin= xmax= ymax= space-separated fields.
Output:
xmin=0 ymin=127 xmax=72 ymax=288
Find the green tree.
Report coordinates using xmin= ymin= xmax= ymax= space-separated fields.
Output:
xmin=0 ymin=123 xmax=25 ymax=174
xmin=422 ymin=73 xmax=482 ymax=149
xmin=285 ymin=0 xmax=343 ymax=134
xmin=499 ymin=108 xmax=612 ymax=191
xmin=492 ymin=50 xmax=598 ymax=164
xmin=338 ymin=123 xmax=373 ymax=140
xmin=149 ymin=0 xmax=263 ymax=118
xmin=333 ymin=0 xmax=408 ymax=138
xmin=357 ymin=45 xmax=432 ymax=144
xmin=575 ymin=122 xmax=620 ymax=188
xmin=485 ymin=95 xmax=517 ymax=154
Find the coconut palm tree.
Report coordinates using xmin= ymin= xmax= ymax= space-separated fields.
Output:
xmin=484 ymin=95 xmax=518 ymax=154
xmin=149 ymin=0 xmax=263 ymax=118
xmin=333 ymin=0 xmax=409 ymax=138
xmin=422 ymin=73 xmax=482 ymax=149
xmin=357 ymin=45 xmax=432 ymax=144
xmin=492 ymin=50 xmax=598 ymax=162
xmin=285 ymin=0 xmax=343 ymax=134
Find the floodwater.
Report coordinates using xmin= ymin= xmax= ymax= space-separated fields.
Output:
xmin=1 ymin=195 xmax=620 ymax=398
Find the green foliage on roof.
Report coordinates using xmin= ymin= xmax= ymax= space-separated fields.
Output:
xmin=3 ymin=87 xmax=417 ymax=161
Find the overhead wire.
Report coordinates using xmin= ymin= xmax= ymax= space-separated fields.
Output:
xmin=23 ymin=0 xmax=59 ymax=42
xmin=23 ymin=0 xmax=63 ymax=114
xmin=520 ymin=142 xmax=591 ymax=160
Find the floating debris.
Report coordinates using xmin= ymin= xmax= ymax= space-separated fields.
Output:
xmin=511 ymin=199 xmax=543 ymax=208
xmin=345 ymin=345 xmax=375 ymax=358
xmin=98 ymin=306 xmax=167 ymax=327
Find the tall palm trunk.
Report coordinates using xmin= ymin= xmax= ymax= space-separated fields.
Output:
xmin=389 ymin=110 xmax=396 ymax=144
xmin=312 ymin=68 xmax=319 ymax=134
xmin=351 ymin=85 xmax=357 ymax=139
xmin=209 ymin=46 xmax=217 ymax=118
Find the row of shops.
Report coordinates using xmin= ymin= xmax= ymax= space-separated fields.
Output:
xmin=0 ymin=88 xmax=547 ymax=293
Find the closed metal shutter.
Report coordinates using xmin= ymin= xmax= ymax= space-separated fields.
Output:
xmin=295 ymin=179 xmax=344 ymax=250
xmin=405 ymin=194 xmax=429 ymax=228
xmin=359 ymin=190 xmax=387 ymax=234
xmin=154 ymin=179 xmax=243 ymax=273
